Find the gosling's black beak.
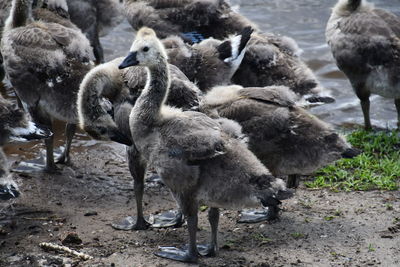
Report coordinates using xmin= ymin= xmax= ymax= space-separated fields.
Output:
xmin=110 ymin=129 xmax=133 ymax=146
xmin=0 ymin=184 xmax=20 ymax=201
xmin=10 ymin=122 xmax=53 ymax=143
xmin=119 ymin=52 xmax=139 ymax=69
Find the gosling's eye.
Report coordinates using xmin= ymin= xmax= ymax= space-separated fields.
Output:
xmin=143 ymin=46 xmax=149 ymax=52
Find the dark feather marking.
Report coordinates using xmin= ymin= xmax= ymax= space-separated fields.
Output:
xmin=238 ymin=26 xmax=253 ymax=55
xmin=217 ymin=40 xmax=232 ymax=60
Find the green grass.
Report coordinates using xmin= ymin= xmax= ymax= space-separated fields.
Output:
xmin=305 ymin=130 xmax=400 ymax=191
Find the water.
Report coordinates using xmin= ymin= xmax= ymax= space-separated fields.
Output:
xmin=2 ymin=0 xmax=400 ymax=165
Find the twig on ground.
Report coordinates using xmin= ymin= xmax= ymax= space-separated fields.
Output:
xmin=39 ymin=242 xmax=93 ymax=261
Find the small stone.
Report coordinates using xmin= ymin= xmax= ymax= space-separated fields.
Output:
xmin=84 ymin=211 xmax=98 ymax=216
xmin=61 ymin=232 xmax=83 ymax=245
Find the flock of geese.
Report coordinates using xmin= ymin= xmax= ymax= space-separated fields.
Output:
xmin=0 ymin=0 xmax=399 ymax=263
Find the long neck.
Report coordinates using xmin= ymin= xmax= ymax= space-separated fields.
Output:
xmin=5 ymin=0 xmax=33 ymax=31
xmin=134 ymin=59 xmax=170 ymax=125
xmin=0 ymin=148 xmax=9 ymax=178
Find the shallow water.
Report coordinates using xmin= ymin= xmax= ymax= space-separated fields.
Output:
xmin=2 ymin=0 xmax=400 ymax=166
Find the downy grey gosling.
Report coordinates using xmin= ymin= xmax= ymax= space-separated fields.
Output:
xmin=78 ymin=57 xmax=201 ymax=229
xmin=326 ymin=0 xmax=400 ymax=129
xmin=1 ymin=0 xmax=93 ymax=171
xmin=118 ymin=27 xmax=293 ymax=263
xmin=200 ymin=85 xmax=360 ymax=190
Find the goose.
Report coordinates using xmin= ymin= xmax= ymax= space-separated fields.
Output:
xmin=118 ymin=27 xmax=293 ymax=263
xmin=0 ymin=95 xmax=52 ymax=200
xmin=200 ymin=85 xmax=360 ymax=191
xmin=1 ymin=0 xmax=94 ymax=172
xmin=66 ymin=0 xmax=124 ymax=64
xmin=326 ymin=0 xmax=400 ymax=129
xmin=78 ymin=57 xmax=201 ymax=229
xmin=123 ymin=0 xmax=257 ymax=43
xmin=163 ymin=26 xmax=253 ymax=91
xmin=232 ymin=32 xmax=335 ymax=105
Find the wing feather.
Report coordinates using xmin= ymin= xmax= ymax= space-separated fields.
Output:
xmin=160 ymin=111 xmax=226 ymax=161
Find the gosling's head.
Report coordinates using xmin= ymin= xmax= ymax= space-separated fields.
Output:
xmin=80 ymin=111 xmax=133 ymax=147
xmin=119 ymin=27 xmax=168 ymax=69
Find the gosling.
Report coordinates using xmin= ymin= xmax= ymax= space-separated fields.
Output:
xmin=326 ymin=0 xmax=400 ymax=129
xmin=118 ymin=27 xmax=293 ymax=263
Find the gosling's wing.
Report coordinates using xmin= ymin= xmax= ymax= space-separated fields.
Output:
xmin=2 ymin=22 xmax=92 ymax=75
xmin=372 ymin=8 xmax=400 ymax=38
xmin=161 ymin=111 xmax=226 ymax=161
xmin=167 ymin=64 xmax=201 ymax=110
xmin=238 ymin=87 xmax=296 ymax=108
xmin=124 ymin=0 xmax=181 ymax=38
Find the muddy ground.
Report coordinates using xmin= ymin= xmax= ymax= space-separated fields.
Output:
xmin=0 ymin=139 xmax=399 ymax=267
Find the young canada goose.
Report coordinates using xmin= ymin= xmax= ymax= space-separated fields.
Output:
xmin=123 ymin=0 xmax=257 ymax=42
xmin=163 ymin=26 xmax=253 ymax=91
xmin=232 ymin=33 xmax=335 ymax=105
xmin=118 ymin=27 xmax=293 ymax=263
xmin=200 ymin=85 xmax=360 ymax=189
xmin=0 ymin=0 xmax=81 ymax=82
xmin=66 ymin=0 xmax=124 ymax=64
xmin=78 ymin=58 xmax=201 ymax=229
xmin=0 ymin=95 xmax=52 ymax=200
xmin=1 ymin=0 xmax=93 ymax=171
xmin=326 ymin=0 xmax=400 ymax=129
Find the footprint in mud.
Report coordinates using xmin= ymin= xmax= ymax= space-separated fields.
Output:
xmin=380 ymin=222 xmax=400 ymax=239
xmin=388 ymin=223 xmax=400 ymax=234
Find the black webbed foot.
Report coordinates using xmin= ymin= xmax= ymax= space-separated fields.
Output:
xmin=237 ymin=206 xmax=280 ymax=224
xmin=155 ymin=246 xmax=198 ymax=263
xmin=151 ymin=210 xmax=184 ymax=228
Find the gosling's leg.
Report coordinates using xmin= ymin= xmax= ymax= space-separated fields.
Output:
xmin=395 ymin=98 xmax=400 ymax=129
xmin=28 ymin=106 xmax=58 ymax=172
xmin=203 ymin=207 xmax=219 ymax=257
xmin=112 ymin=145 xmax=149 ymax=230
xmin=92 ymin=31 xmax=104 ymax=65
xmin=156 ymin=201 xmax=199 ymax=263
xmin=355 ymin=87 xmax=372 ymax=130
xmin=44 ymin=132 xmax=57 ymax=172
xmin=128 ymin=145 xmax=148 ymax=229
xmin=56 ymin=123 xmax=76 ymax=164
xmin=287 ymin=174 xmax=300 ymax=188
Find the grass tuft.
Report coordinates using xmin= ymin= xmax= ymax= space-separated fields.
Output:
xmin=306 ymin=130 xmax=400 ymax=191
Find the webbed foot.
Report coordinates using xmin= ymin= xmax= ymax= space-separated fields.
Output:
xmin=237 ymin=206 xmax=280 ymax=224
xmin=151 ymin=210 xmax=184 ymax=228
xmin=111 ymin=216 xmax=150 ymax=231
xmin=183 ymin=244 xmax=217 ymax=257
xmin=155 ymin=246 xmax=198 ymax=263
